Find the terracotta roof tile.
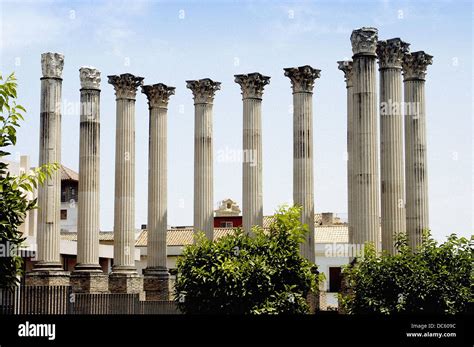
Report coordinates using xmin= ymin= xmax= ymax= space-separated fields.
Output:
xmin=61 ymin=215 xmax=350 ymax=247
xmin=133 ymin=225 xmax=349 ymax=247
xmin=60 ymin=231 xmax=113 ymax=241
xmin=60 ymin=165 xmax=79 ymax=181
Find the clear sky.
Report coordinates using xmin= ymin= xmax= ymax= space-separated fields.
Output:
xmin=0 ymin=0 xmax=472 ymax=241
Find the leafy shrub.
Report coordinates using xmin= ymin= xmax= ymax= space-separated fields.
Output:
xmin=175 ymin=206 xmax=323 ymax=314
xmin=340 ymin=232 xmax=473 ymax=314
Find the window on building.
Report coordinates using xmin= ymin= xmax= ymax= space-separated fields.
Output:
xmin=61 ymin=183 xmax=78 ymax=203
xmin=60 ymin=209 xmax=67 ymax=220
xmin=329 ymin=267 xmax=342 ymax=292
xmin=220 ymin=221 xmax=233 ymax=228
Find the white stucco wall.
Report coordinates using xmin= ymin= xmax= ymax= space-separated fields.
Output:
xmin=60 ymin=202 xmax=78 ymax=233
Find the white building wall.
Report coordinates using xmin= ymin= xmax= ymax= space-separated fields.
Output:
xmin=60 ymin=202 xmax=78 ymax=233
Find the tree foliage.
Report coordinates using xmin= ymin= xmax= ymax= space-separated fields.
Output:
xmin=175 ymin=206 xmax=323 ymax=314
xmin=340 ymin=232 xmax=473 ymax=314
xmin=0 ymin=73 xmax=58 ymax=287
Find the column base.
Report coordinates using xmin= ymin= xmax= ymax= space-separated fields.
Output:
xmin=109 ymin=272 xmax=143 ymax=294
xmin=111 ymin=265 xmax=138 ymax=274
xmin=71 ymin=271 xmax=109 ymax=293
xmin=143 ymin=267 xmax=170 ymax=301
xmin=25 ymin=270 xmax=70 ymax=286
xmin=306 ymin=290 xmax=319 ymax=314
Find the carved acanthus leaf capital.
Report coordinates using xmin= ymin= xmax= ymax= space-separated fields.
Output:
xmin=108 ymin=73 xmax=144 ymax=100
xmin=284 ymin=65 xmax=321 ymax=93
xmin=41 ymin=52 xmax=64 ymax=78
xmin=80 ymin=67 xmax=101 ymax=90
xmin=142 ymin=83 xmax=175 ymax=108
xmin=402 ymin=51 xmax=433 ymax=80
xmin=376 ymin=38 xmax=410 ymax=69
xmin=351 ymin=27 xmax=378 ymax=56
xmin=234 ymin=73 xmax=270 ymax=99
xmin=337 ymin=60 xmax=353 ymax=86
xmin=186 ymin=78 xmax=221 ymax=104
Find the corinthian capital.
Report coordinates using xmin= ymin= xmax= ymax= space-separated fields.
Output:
xmin=108 ymin=73 xmax=144 ymax=100
xmin=234 ymin=73 xmax=270 ymax=99
xmin=351 ymin=27 xmax=378 ymax=56
xmin=284 ymin=65 xmax=321 ymax=93
xmin=337 ymin=60 xmax=353 ymax=87
xmin=41 ymin=52 xmax=64 ymax=79
xmin=142 ymin=83 xmax=175 ymax=108
xmin=186 ymin=78 xmax=221 ymax=104
xmin=376 ymin=38 xmax=410 ymax=69
xmin=402 ymin=51 xmax=433 ymax=81
xmin=80 ymin=67 xmax=101 ymax=90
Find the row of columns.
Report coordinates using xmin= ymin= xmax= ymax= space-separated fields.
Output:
xmin=338 ymin=27 xmax=433 ymax=253
xmin=27 ymin=52 xmax=323 ymax=293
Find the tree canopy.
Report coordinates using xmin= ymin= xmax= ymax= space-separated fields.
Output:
xmin=0 ymin=73 xmax=58 ymax=287
xmin=175 ymin=205 xmax=323 ymax=314
xmin=340 ymin=232 xmax=473 ymax=314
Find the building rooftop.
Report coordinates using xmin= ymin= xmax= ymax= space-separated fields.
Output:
xmin=60 ymin=165 xmax=79 ymax=181
xmin=61 ymin=223 xmax=349 ymax=247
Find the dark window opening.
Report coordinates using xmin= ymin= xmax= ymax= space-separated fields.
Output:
xmin=329 ymin=267 xmax=342 ymax=292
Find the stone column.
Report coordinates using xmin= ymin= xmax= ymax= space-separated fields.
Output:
xmin=402 ymin=51 xmax=433 ymax=249
xmin=351 ymin=27 xmax=380 ymax=251
xmin=234 ymin=73 xmax=270 ymax=233
xmin=71 ymin=67 xmax=108 ymax=293
xmin=337 ymin=61 xmax=354 ymax=245
xmin=26 ymin=52 xmax=70 ymax=286
xmin=18 ymin=156 xmax=31 ymax=237
xmin=284 ymin=65 xmax=321 ymax=262
xmin=141 ymin=83 xmax=175 ymax=300
xmin=186 ymin=79 xmax=221 ymax=240
xmin=108 ymin=73 xmax=144 ymax=294
xmin=377 ymin=39 xmax=410 ymax=254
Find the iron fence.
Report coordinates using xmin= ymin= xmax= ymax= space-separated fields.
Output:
xmin=0 ymin=286 xmax=179 ymax=315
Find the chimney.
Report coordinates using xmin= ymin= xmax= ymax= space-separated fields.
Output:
xmin=321 ymin=212 xmax=334 ymax=226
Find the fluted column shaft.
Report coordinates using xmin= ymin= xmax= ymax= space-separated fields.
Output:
xmin=114 ymin=99 xmax=135 ymax=270
xmin=142 ymin=83 xmax=175 ymax=273
xmin=351 ymin=27 xmax=380 ymax=250
xmin=402 ymin=51 xmax=433 ymax=249
xmin=194 ymin=103 xmax=214 ymax=239
xmin=293 ymin=92 xmax=314 ymax=259
xmin=243 ymin=98 xmax=263 ymax=231
xmin=187 ymin=79 xmax=221 ymax=240
xmin=377 ymin=39 xmax=409 ymax=254
xmin=284 ymin=66 xmax=321 ymax=262
xmin=76 ymin=67 xmax=101 ymax=270
xmin=338 ymin=61 xmax=354 ymax=244
xmin=108 ymin=73 xmax=143 ymax=273
xmin=235 ymin=73 xmax=270 ymax=233
xmin=35 ymin=52 xmax=64 ymax=270
xmin=148 ymin=106 xmax=167 ymax=268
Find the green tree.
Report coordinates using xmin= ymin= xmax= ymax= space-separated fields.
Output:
xmin=0 ymin=73 xmax=58 ymax=287
xmin=340 ymin=232 xmax=473 ymax=314
xmin=175 ymin=205 xmax=323 ymax=314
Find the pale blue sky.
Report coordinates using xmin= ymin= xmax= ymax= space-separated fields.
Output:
xmin=0 ymin=0 xmax=472 ymax=240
